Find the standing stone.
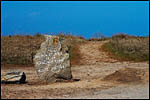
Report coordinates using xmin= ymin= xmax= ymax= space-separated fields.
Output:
xmin=34 ymin=35 xmax=72 ymax=82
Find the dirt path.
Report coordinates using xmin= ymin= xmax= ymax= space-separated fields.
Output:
xmin=79 ymin=41 xmax=117 ymax=65
xmin=1 ymin=41 xmax=149 ymax=99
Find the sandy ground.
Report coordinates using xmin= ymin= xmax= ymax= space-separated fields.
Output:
xmin=1 ymin=41 xmax=149 ymax=99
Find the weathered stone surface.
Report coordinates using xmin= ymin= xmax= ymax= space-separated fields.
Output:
xmin=1 ymin=70 xmax=26 ymax=84
xmin=34 ymin=35 xmax=72 ymax=82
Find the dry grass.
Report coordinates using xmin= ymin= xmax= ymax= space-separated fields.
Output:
xmin=88 ymin=37 xmax=110 ymax=41
xmin=1 ymin=34 xmax=86 ymax=66
xmin=101 ymin=34 xmax=149 ymax=62
xmin=1 ymin=35 xmax=45 ymax=65
xmin=58 ymin=33 xmax=86 ymax=65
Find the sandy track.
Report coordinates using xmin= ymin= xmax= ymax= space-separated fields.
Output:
xmin=79 ymin=41 xmax=118 ymax=65
xmin=1 ymin=41 xmax=149 ymax=99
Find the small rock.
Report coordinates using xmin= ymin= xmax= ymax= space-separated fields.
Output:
xmin=88 ymin=80 xmax=91 ymax=82
xmin=1 ymin=70 xmax=26 ymax=84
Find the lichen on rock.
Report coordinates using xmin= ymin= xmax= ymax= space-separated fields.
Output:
xmin=34 ymin=35 xmax=72 ymax=82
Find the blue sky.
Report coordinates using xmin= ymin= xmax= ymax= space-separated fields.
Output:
xmin=1 ymin=1 xmax=149 ymax=39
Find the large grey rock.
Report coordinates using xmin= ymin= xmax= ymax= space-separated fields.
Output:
xmin=1 ymin=70 xmax=26 ymax=84
xmin=34 ymin=35 xmax=72 ymax=82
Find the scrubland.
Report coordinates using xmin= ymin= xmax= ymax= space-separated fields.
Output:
xmin=1 ymin=33 xmax=149 ymax=99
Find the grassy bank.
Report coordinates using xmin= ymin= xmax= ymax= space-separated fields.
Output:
xmin=1 ymin=34 xmax=86 ymax=65
xmin=101 ymin=34 xmax=149 ymax=62
xmin=58 ymin=34 xmax=86 ymax=65
xmin=1 ymin=35 xmax=45 ymax=65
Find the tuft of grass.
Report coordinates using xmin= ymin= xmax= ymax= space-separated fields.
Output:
xmin=102 ymin=34 xmax=149 ymax=62
xmin=34 ymin=33 xmax=42 ymax=37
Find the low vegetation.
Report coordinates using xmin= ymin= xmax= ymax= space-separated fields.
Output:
xmin=88 ymin=37 xmax=110 ymax=41
xmin=1 ymin=35 xmax=45 ymax=65
xmin=1 ymin=33 xmax=86 ymax=65
xmin=102 ymin=34 xmax=149 ymax=62
xmin=1 ymin=32 xmax=148 ymax=66
xmin=88 ymin=32 xmax=110 ymax=41
xmin=58 ymin=33 xmax=86 ymax=65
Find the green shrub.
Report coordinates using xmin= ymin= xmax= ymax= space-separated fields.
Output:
xmin=35 ymin=33 xmax=42 ymax=37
